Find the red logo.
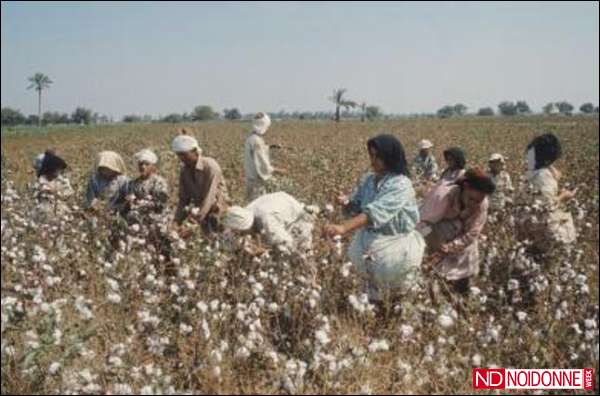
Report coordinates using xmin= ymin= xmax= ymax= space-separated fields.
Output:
xmin=473 ymin=368 xmax=505 ymax=389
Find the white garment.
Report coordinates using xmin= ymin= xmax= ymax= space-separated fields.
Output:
xmin=244 ymin=133 xmax=274 ymax=197
xmin=528 ymin=168 xmax=576 ymax=245
xmin=348 ymin=228 xmax=425 ymax=298
xmin=246 ymin=192 xmax=314 ymax=254
xmin=527 ymin=148 xmax=536 ymax=172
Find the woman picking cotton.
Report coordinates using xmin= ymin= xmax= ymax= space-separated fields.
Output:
xmin=84 ymin=151 xmax=130 ymax=211
xmin=244 ymin=112 xmax=287 ymax=200
xmin=324 ymin=134 xmax=425 ymax=303
xmin=223 ymin=191 xmax=317 ymax=257
xmin=32 ymin=150 xmax=74 ymax=222
xmin=113 ymin=149 xmax=169 ymax=221
xmin=419 ymin=147 xmax=467 ymax=219
xmin=417 ymin=168 xmax=495 ymax=294
xmin=518 ymin=133 xmax=576 ymax=254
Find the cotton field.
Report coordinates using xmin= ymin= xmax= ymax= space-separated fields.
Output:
xmin=1 ymin=117 xmax=598 ymax=394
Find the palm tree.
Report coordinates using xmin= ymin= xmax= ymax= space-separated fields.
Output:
xmin=329 ymin=88 xmax=356 ymax=122
xmin=27 ymin=73 xmax=53 ymax=127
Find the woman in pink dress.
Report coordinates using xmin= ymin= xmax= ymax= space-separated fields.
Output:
xmin=417 ymin=168 xmax=495 ymax=293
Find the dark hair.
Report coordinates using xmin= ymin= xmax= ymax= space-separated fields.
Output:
xmin=38 ymin=151 xmax=67 ymax=178
xmin=458 ymin=168 xmax=496 ymax=195
xmin=443 ymin=147 xmax=466 ymax=169
xmin=367 ymin=134 xmax=410 ymax=176
xmin=526 ymin=133 xmax=562 ymax=169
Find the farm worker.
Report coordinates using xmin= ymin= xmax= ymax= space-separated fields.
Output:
xmin=32 ymin=150 xmax=73 ymax=221
xmin=419 ymin=147 xmax=467 ymax=219
xmin=487 ymin=153 xmax=513 ymax=210
xmin=244 ymin=112 xmax=286 ymax=200
xmin=518 ymin=133 xmax=576 ymax=253
xmin=324 ymin=134 xmax=425 ymax=302
xmin=171 ymin=132 xmax=230 ymax=236
xmin=84 ymin=151 xmax=130 ymax=210
xmin=113 ymin=149 xmax=169 ymax=218
xmin=223 ymin=191 xmax=317 ymax=255
xmin=413 ymin=139 xmax=438 ymax=182
xmin=416 ymin=168 xmax=495 ymax=294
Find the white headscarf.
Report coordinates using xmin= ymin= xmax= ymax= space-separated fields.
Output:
xmin=135 ymin=149 xmax=158 ymax=165
xmin=223 ymin=206 xmax=254 ymax=231
xmin=253 ymin=113 xmax=271 ymax=136
xmin=171 ymin=135 xmax=200 ymax=153
xmin=97 ymin=151 xmax=127 ymax=174
xmin=418 ymin=139 xmax=433 ymax=150
xmin=489 ymin=153 xmax=505 ymax=164
xmin=527 ymin=148 xmax=536 ymax=172
xmin=33 ymin=153 xmax=46 ymax=172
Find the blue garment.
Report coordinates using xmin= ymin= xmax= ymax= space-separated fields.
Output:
xmin=345 ymin=172 xmax=425 ymax=299
xmin=347 ymin=172 xmax=420 ymax=235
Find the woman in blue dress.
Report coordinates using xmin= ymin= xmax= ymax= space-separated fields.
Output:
xmin=324 ymin=134 xmax=425 ymax=301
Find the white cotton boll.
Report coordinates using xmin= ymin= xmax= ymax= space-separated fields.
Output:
xmin=368 ymin=339 xmax=390 ymax=353
xmin=340 ymin=262 xmax=352 ymax=278
xmin=471 ymin=354 xmax=482 ymax=367
xmin=236 ymin=346 xmax=251 ymax=359
xmin=48 ymin=362 xmax=61 ymax=375
xmin=196 ymin=301 xmax=208 ymax=313
xmin=325 ymin=204 xmax=334 ymax=213
xmin=315 ymin=330 xmax=330 ymax=346
xmin=507 ymin=279 xmax=519 ymax=291
xmin=584 ymin=319 xmax=596 ymax=330
xmin=400 ymin=324 xmax=414 ymax=340
xmin=107 ymin=293 xmax=122 ymax=304
xmin=108 ymin=355 xmax=123 ymax=367
xmin=438 ymin=314 xmax=454 ymax=328
xmin=179 ymin=323 xmax=193 ymax=335
xmin=169 ymin=284 xmax=180 ymax=296
xmin=516 ymin=311 xmax=528 ymax=322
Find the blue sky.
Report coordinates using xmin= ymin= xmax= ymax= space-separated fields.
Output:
xmin=1 ymin=1 xmax=598 ymax=118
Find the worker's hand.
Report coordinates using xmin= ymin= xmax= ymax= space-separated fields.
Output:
xmin=439 ymin=243 xmax=453 ymax=254
xmin=178 ymin=227 xmax=194 ymax=240
xmin=561 ymin=188 xmax=577 ymax=200
xmin=324 ymin=224 xmax=345 ymax=238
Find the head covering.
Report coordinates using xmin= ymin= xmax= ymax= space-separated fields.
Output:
xmin=134 ymin=149 xmax=158 ymax=165
xmin=33 ymin=153 xmax=46 ymax=172
xmin=171 ymin=135 xmax=200 ymax=153
xmin=38 ymin=151 xmax=67 ymax=177
xmin=366 ymin=134 xmax=410 ymax=176
xmin=526 ymin=133 xmax=561 ymax=170
xmin=443 ymin=147 xmax=466 ymax=169
xmin=97 ymin=151 xmax=127 ymax=174
xmin=418 ymin=139 xmax=434 ymax=150
xmin=458 ymin=168 xmax=496 ymax=195
xmin=223 ymin=206 xmax=254 ymax=231
xmin=488 ymin=153 xmax=505 ymax=163
xmin=253 ymin=113 xmax=271 ymax=136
